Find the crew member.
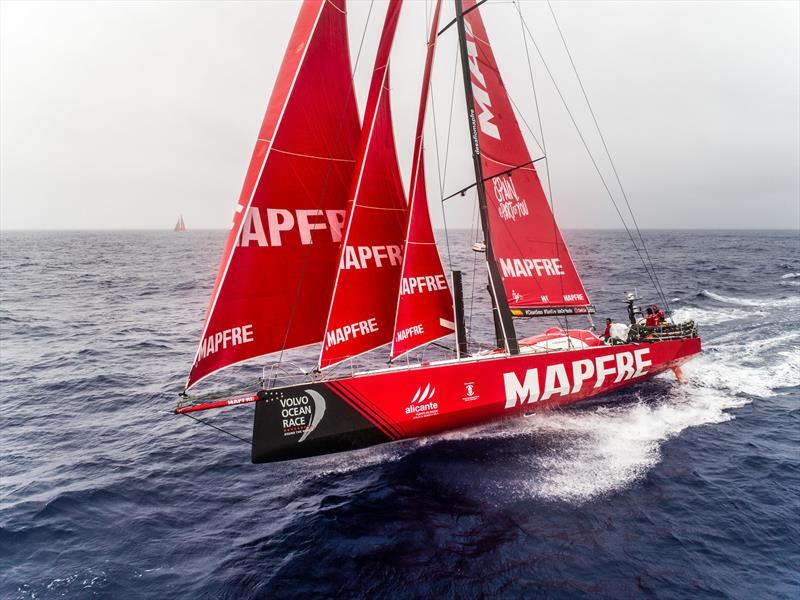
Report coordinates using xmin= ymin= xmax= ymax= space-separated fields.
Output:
xmin=652 ymin=305 xmax=667 ymax=324
xmin=602 ymin=318 xmax=613 ymax=340
xmin=645 ymin=307 xmax=659 ymax=327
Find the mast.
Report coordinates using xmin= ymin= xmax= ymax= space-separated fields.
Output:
xmin=453 ymin=0 xmax=518 ymax=355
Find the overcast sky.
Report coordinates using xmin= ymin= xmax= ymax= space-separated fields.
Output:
xmin=1 ymin=0 xmax=798 ymax=230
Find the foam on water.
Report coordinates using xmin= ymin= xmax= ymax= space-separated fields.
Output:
xmin=441 ymin=290 xmax=798 ymax=504
xmin=520 ymin=389 xmax=750 ymax=503
xmin=701 ymin=289 xmax=800 ymax=307
xmin=671 ymin=306 xmax=761 ymax=325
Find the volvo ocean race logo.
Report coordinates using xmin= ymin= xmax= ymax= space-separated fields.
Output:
xmin=405 ymin=384 xmax=439 ymax=419
xmin=280 ymin=389 xmax=326 ymax=442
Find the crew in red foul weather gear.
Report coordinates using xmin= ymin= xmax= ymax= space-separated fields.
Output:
xmin=603 ymin=318 xmax=613 ymax=340
xmin=645 ymin=308 xmax=660 ymax=327
xmin=652 ymin=305 xmax=666 ymax=324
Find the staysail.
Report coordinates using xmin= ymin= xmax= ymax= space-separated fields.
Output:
xmin=390 ymin=0 xmax=454 ymax=361
xmin=319 ymin=0 xmax=407 ymax=370
xmin=461 ymin=0 xmax=591 ymax=317
xmin=186 ymin=0 xmax=361 ymax=390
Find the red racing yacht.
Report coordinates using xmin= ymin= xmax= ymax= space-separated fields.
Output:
xmin=176 ymin=0 xmax=700 ymax=463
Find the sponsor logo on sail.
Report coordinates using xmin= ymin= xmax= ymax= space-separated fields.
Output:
xmin=499 ymin=257 xmax=567 ymax=279
xmin=280 ymin=389 xmax=326 ymax=442
xmin=340 ymin=245 xmax=403 ymax=270
xmin=396 ymin=324 xmax=424 ymax=342
xmin=325 ymin=318 xmax=378 ymax=348
xmin=502 ymin=348 xmax=652 ymax=409
xmin=196 ymin=324 xmax=254 ymax=363
xmin=464 ymin=20 xmax=500 ymax=140
xmin=400 ymin=274 xmax=448 ymax=295
xmin=238 ymin=208 xmax=346 ymax=248
xmin=405 ymin=383 xmax=439 ymax=419
xmin=493 ymin=176 xmax=529 ymax=222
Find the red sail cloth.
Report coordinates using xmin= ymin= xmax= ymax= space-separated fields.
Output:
xmin=462 ymin=0 xmax=590 ymax=311
xmin=390 ymin=0 xmax=454 ymax=361
xmin=319 ymin=0 xmax=407 ymax=370
xmin=186 ymin=0 xmax=360 ymax=390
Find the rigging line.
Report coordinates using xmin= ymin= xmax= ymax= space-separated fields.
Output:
xmin=467 ymin=189 xmax=480 ymax=343
xmin=440 ymin=46 xmax=460 ymax=193
xmin=513 ymin=4 xmax=663 ymax=310
xmin=514 ymin=0 xmax=571 ymax=336
xmin=437 ymin=0 xmax=490 ymax=36
xmin=180 ymin=412 xmax=251 ymax=445
xmin=276 ymin=0 xmax=376 ymax=367
xmin=546 ymin=0 xmax=672 ymax=319
xmin=428 ymin=4 xmax=456 ymax=273
xmin=441 ymin=157 xmax=546 ymax=202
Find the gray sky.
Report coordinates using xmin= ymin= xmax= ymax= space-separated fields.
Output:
xmin=1 ymin=0 xmax=798 ymax=230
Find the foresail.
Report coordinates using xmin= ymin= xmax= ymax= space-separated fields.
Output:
xmin=186 ymin=0 xmax=360 ymax=390
xmin=319 ymin=0 xmax=406 ymax=370
xmin=390 ymin=0 xmax=454 ymax=361
xmin=461 ymin=1 xmax=591 ymax=316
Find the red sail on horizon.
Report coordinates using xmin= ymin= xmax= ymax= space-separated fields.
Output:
xmin=186 ymin=0 xmax=361 ymax=390
xmin=390 ymin=0 xmax=455 ymax=361
xmin=319 ymin=0 xmax=407 ymax=371
xmin=461 ymin=1 xmax=591 ymax=316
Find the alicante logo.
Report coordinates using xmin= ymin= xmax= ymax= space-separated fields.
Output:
xmin=279 ymin=389 xmax=326 ymax=442
xmin=462 ymin=381 xmax=480 ymax=402
xmin=405 ymin=384 xmax=439 ymax=419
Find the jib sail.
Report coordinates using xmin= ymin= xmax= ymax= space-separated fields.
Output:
xmin=319 ymin=0 xmax=407 ymax=370
xmin=390 ymin=0 xmax=455 ymax=361
xmin=186 ymin=0 xmax=361 ymax=390
xmin=461 ymin=0 xmax=591 ymax=317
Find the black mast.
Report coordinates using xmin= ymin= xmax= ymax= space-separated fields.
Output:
xmin=453 ymin=0 xmax=519 ymax=355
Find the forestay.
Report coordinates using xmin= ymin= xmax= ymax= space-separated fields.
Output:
xmin=186 ymin=0 xmax=360 ymax=390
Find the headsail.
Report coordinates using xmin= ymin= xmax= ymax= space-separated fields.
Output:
xmin=390 ymin=0 xmax=454 ymax=361
xmin=319 ymin=0 xmax=407 ymax=370
xmin=461 ymin=1 xmax=591 ymax=317
xmin=186 ymin=0 xmax=360 ymax=390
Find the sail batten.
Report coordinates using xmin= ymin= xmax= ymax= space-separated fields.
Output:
xmin=318 ymin=0 xmax=407 ymax=371
xmin=460 ymin=0 xmax=591 ymax=314
xmin=186 ymin=0 xmax=360 ymax=390
xmin=390 ymin=0 xmax=454 ymax=361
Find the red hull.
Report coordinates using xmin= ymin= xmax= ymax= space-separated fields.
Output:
xmin=252 ymin=337 xmax=701 ymax=463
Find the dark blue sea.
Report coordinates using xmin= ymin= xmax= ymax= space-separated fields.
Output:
xmin=1 ymin=229 xmax=798 ymax=599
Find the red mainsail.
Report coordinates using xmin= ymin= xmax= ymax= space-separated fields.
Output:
xmin=462 ymin=1 xmax=591 ymax=316
xmin=186 ymin=0 xmax=360 ymax=390
xmin=319 ymin=0 xmax=407 ymax=370
xmin=390 ymin=0 xmax=454 ymax=361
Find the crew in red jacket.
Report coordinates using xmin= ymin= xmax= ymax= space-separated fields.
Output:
xmin=652 ymin=305 xmax=667 ymax=324
xmin=645 ymin=308 xmax=660 ymax=327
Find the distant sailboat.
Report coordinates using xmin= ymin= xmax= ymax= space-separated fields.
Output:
xmin=174 ymin=215 xmax=187 ymax=232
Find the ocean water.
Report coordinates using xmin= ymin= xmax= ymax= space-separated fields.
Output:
xmin=1 ymin=229 xmax=798 ymax=599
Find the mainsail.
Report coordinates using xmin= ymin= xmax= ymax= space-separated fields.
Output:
xmin=319 ymin=0 xmax=407 ymax=370
xmin=174 ymin=215 xmax=186 ymax=232
xmin=461 ymin=0 xmax=591 ymax=317
xmin=186 ymin=0 xmax=360 ymax=389
xmin=390 ymin=0 xmax=454 ymax=361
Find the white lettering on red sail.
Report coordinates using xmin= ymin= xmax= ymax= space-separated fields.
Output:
xmin=186 ymin=0 xmax=360 ymax=390
xmin=390 ymin=0 xmax=455 ymax=361
xmin=238 ymin=207 xmax=346 ymax=247
xmin=462 ymin=1 xmax=591 ymax=310
xmin=319 ymin=0 xmax=407 ymax=370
